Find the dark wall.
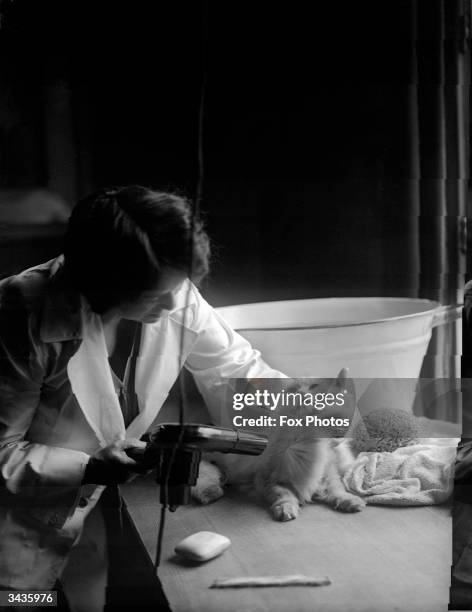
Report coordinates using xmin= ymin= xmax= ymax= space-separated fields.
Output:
xmin=0 ymin=1 xmax=467 ymax=305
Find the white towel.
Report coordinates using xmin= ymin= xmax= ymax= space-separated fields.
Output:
xmin=343 ymin=438 xmax=458 ymax=506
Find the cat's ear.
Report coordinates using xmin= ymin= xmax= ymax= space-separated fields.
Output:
xmin=336 ymin=367 xmax=356 ymax=401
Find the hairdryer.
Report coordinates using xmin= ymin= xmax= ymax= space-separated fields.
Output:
xmin=127 ymin=423 xmax=268 ymax=510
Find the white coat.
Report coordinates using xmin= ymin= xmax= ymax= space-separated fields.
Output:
xmin=0 ymin=256 xmax=284 ymax=589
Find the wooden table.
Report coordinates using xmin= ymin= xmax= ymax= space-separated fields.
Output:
xmin=121 ymin=474 xmax=452 ymax=612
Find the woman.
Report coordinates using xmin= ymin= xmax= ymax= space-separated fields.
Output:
xmin=0 ymin=186 xmax=285 ymax=610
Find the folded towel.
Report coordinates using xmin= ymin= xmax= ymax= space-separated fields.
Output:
xmin=343 ymin=438 xmax=458 ymax=506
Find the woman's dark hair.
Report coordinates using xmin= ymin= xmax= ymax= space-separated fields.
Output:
xmin=63 ymin=185 xmax=210 ymax=314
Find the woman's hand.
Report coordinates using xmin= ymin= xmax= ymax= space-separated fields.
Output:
xmin=81 ymin=438 xmax=148 ymax=485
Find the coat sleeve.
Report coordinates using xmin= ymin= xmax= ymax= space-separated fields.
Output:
xmin=0 ymin=279 xmax=89 ymax=528
xmin=183 ymin=285 xmax=288 ymax=426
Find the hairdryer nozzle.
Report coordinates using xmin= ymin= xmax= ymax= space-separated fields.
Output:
xmin=148 ymin=424 xmax=268 ymax=456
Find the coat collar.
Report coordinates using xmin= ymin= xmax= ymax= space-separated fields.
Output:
xmin=39 ymin=255 xmax=198 ymax=343
xmin=40 ymin=255 xmax=83 ymax=343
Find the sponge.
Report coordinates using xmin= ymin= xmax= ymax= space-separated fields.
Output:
xmin=352 ymin=407 xmax=421 ymax=453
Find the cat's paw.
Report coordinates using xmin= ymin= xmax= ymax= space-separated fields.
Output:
xmin=191 ymin=483 xmax=225 ymax=505
xmin=191 ymin=459 xmax=226 ymax=505
xmin=334 ymin=496 xmax=366 ymax=513
xmin=271 ymin=501 xmax=299 ymax=521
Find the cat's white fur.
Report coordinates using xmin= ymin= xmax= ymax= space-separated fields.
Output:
xmin=192 ymin=369 xmax=365 ymax=521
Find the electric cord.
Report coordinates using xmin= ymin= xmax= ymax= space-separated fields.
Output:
xmin=153 ymin=3 xmax=208 ymax=571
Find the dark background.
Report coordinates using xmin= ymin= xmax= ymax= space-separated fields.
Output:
xmin=0 ymin=0 xmax=468 ymax=306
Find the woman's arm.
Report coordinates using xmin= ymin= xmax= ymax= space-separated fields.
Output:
xmin=0 ymin=280 xmax=91 ymax=527
xmin=182 ymin=284 xmax=287 ymax=426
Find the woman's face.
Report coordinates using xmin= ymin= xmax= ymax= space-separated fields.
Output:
xmin=104 ymin=267 xmax=187 ymax=324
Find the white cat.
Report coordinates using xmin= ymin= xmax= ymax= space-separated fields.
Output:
xmin=192 ymin=369 xmax=365 ymax=521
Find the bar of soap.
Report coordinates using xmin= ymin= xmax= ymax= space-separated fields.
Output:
xmin=175 ymin=531 xmax=231 ymax=562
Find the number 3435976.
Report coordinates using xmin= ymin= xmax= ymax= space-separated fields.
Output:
xmin=1 ymin=591 xmax=56 ymax=606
